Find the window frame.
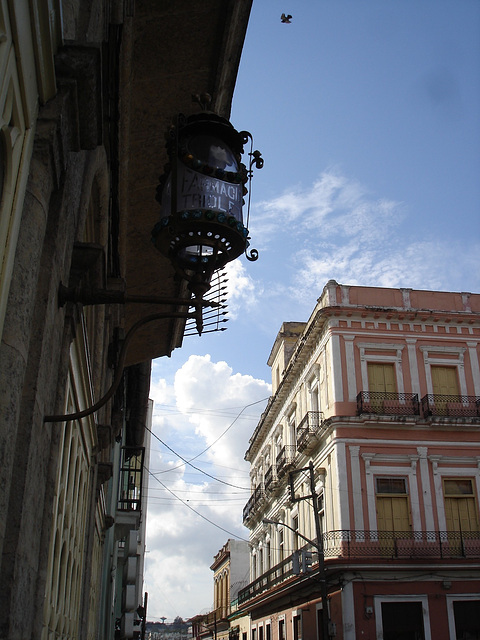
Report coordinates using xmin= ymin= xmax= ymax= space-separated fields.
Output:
xmin=374 ymin=595 xmax=431 ymax=640
xmin=446 ymin=595 xmax=480 ymax=640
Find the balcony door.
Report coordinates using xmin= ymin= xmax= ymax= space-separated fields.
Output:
xmin=431 ymin=365 xmax=459 ymax=396
xmin=376 ymin=477 xmax=411 ymax=537
xmin=443 ymin=479 xmax=479 ymax=534
xmin=368 ymin=363 xmax=396 ymax=411
xmin=368 ymin=362 xmax=396 ymax=393
xmin=431 ymin=365 xmax=460 ymax=416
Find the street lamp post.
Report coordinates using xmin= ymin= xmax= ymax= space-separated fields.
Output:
xmin=263 ymin=463 xmax=331 ymax=640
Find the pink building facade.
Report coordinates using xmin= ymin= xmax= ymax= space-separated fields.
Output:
xmin=237 ymin=281 xmax=480 ymax=640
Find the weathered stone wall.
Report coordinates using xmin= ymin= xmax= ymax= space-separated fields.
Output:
xmin=0 ymin=35 xmax=112 ymax=637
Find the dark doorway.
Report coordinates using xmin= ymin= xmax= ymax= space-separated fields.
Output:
xmin=381 ymin=601 xmax=425 ymax=640
xmin=454 ymin=601 xmax=480 ymax=639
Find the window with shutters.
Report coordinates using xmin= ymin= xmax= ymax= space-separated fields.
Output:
xmin=431 ymin=365 xmax=459 ymax=396
xmin=431 ymin=365 xmax=460 ymax=415
xmin=443 ymin=478 xmax=479 ymax=534
xmin=375 ymin=477 xmax=411 ymax=533
xmin=317 ymin=491 xmax=325 ymax=538
xmin=368 ymin=363 xmax=397 ymax=393
xmin=367 ymin=362 xmax=397 ymax=412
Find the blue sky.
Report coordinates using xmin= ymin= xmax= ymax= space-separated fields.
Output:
xmin=144 ymin=1 xmax=480 ymax=621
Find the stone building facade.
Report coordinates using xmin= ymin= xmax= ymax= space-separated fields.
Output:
xmin=0 ymin=1 xmax=252 ymax=639
xmin=192 ymin=540 xmax=249 ymax=640
xmin=238 ymin=281 xmax=480 ymax=640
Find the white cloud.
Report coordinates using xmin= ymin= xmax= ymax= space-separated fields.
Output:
xmin=174 ymin=355 xmax=270 ymax=473
xmin=145 ymin=355 xmax=270 ymax=621
xmin=224 ymin=259 xmax=260 ymax=318
xmin=250 ymin=169 xmax=479 ymax=309
xmin=291 ymin=229 xmax=480 ymax=299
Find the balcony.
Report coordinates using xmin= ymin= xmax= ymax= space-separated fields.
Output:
xmin=242 ymin=494 xmax=256 ymax=522
xmin=237 ymin=529 xmax=480 ymax=606
xmin=238 ymin=554 xmax=294 ymax=606
xmin=242 ymin=484 xmax=265 ymax=523
xmin=323 ymin=529 xmax=480 ymax=559
xmin=264 ymin=465 xmax=278 ymax=493
xmin=276 ymin=445 xmax=296 ymax=479
xmin=255 ymin=484 xmax=265 ymax=501
xmin=115 ymin=446 xmax=145 ymax=536
xmin=421 ymin=394 xmax=480 ymax=418
xmin=296 ymin=411 xmax=324 ymax=453
xmin=205 ymin=606 xmax=229 ymax=627
xmin=357 ymin=391 xmax=420 ymax=416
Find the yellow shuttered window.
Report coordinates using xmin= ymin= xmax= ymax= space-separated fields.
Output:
xmin=431 ymin=365 xmax=459 ymax=396
xmin=368 ymin=363 xmax=397 ymax=393
xmin=443 ymin=478 xmax=479 ymax=534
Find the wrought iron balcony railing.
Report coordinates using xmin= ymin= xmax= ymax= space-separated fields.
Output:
xmin=322 ymin=529 xmax=480 ymax=558
xmin=357 ymin=391 xmax=420 ymax=416
xmin=242 ymin=493 xmax=256 ymax=522
xmin=276 ymin=445 xmax=296 ymax=478
xmin=204 ymin=606 xmax=229 ymax=627
xmin=242 ymin=484 xmax=265 ymax=522
xmin=264 ymin=465 xmax=277 ymax=492
xmin=421 ymin=394 xmax=480 ymax=418
xmin=237 ymin=529 xmax=480 ymax=606
xmin=117 ymin=446 xmax=145 ymax=512
xmin=254 ymin=484 xmax=265 ymax=503
xmin=238 ymin=553 xmax=295 ymax=605
xmin=296 ymin=411 xmax=324 ymax=452
xmin=245 ymin=448 xmax=300 ymax=522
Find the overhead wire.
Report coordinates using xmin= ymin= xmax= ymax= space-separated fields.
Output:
xmin=153 ymin=405 xmax=263 ymax=418
xmin=146 ymin=395 xmax=269 ymax=484
xmin=142 ymin=398 xmax=269 ymax=539
xmin=149 ymin=458 xmax=249 ymax=477
xmin=147 ymin=486 xmax=246 ymax=495
xmin=147 ymin=426 xmax=249 ymax=490
xmin=146 ymin=469 xmax=249 ymax=542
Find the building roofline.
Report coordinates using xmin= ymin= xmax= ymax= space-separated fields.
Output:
xmin=245 ymin=281 xmax=480 ymax=460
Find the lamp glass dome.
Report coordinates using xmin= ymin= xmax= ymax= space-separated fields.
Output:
xmin=184 ymin=134 xmax=239 ymax=172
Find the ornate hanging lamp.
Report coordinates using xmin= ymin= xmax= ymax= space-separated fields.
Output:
xmin=152 ymin=94 xmax=263 ymax=298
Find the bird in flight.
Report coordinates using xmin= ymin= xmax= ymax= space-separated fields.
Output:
xmin=281 ymin=13 xmax=292 ymax=23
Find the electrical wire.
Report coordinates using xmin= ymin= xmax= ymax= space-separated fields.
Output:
xmin=147 ymin=487 xmax=247 ymax=495
xmin=147 ymin=427 xmax=249 ymax=490
xmin=146 ymin=395 xmax=269 ymax=484
xmin=147 ymin=469 xmax=249 ymax=542
xmin=149 ymin=455 xmax=250 ymax=476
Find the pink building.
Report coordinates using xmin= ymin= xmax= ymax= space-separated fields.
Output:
xmin=237 ymin=281 xmax=480 ymax=640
